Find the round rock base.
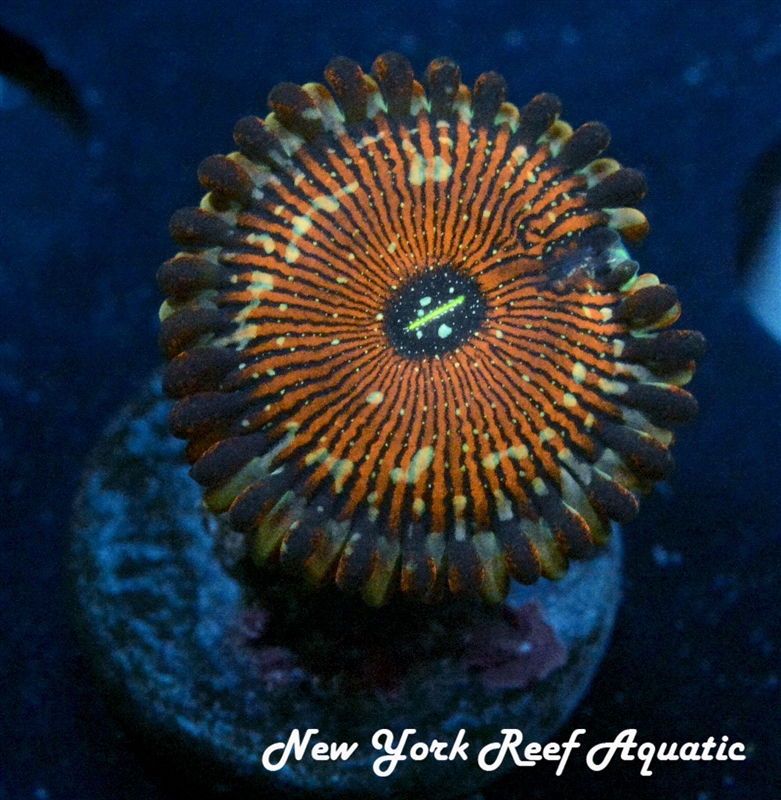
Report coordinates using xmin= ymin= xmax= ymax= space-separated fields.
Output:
xmin=70 ymin=376 xmax=622 ymax=799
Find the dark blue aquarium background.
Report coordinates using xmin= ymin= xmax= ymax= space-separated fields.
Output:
xmin=1 ymin=0 xmax=780 ymax=797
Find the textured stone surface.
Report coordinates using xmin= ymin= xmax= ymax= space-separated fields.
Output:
xmin=70 ymin=375 xmax=622 ymax=798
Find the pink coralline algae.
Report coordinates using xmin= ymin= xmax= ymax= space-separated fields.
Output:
xmin=462 ymin=601 xmax=567 ymax=690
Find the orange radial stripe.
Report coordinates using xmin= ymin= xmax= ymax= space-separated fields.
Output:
xmin=456 ymin=354 xmax=532 ymax=511
xmin=441 ymin=361 xmax=489 ymax=522
xmin=350 ymin=362 xmax=420 ymax=523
